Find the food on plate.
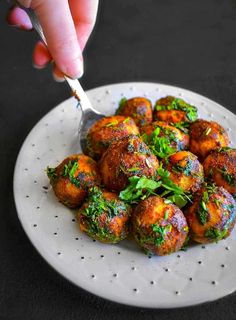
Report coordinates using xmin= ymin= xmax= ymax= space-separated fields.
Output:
xmin=132 ymin=195 xmax=189 ymax=256
xmin=141 ymin=121 xmax=189 ymax=158
xmin=185 ymin=184 xmax=236 ymax=243
xmin=99 ymin=135 xmax=159 ymax=192
xmin=153 ymin=96 xmax=198 ymax=124
xmin=85 ymin=115 xmax=139 ymax=160
xmin=46 ymin=92 xmax=235 ymax=255
xmin=189 ymin=119 xmax=229 ymax=162
xmin=116 ymin=97 xmax=153 ymax=127
xmin=162 ymin=151 xmax=204 ymax=193
xmin=47 ymin=154 xmax=101 ymax=208
xmin=203 ymin=147 xmax=236 ymax=197
xmin=77 ymin=187 xmax=131 ymax=243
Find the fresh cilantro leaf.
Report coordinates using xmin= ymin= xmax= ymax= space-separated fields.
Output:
xmin=119 ymin=165 xmax=191 ymax=208
xmin=168 ymin=194 xmax=188 ymax=208
xmin=142 ymin=126 xmax=176 ymax=158
xmin=155 ymin=98 xmax=198 ymax=122
xmin=119 ymin=176 xmax=161 ymax=204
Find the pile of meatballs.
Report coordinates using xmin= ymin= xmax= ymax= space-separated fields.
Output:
xmin=47 ymin=96 xmax=236 ymax=256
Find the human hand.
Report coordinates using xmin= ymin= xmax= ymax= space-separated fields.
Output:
xmin=7 ymin=0 xmax=99 ymax=81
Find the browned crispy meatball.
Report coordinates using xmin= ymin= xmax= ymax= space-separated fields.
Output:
xmin=189 ymin=119 xmax=229 ymax=162
xmin=185 ymin=185 xmax=236 ymax=244
xmin=163 ymin=151 xmax=204 ymax=193
xmin=77 ymin=187 xmax=131 ymax=243
xmin=85 ymin=115 xmax=139 ymax=160
xmin=141 ymin=121 xmax=189 ymax=158
xmin=153 ymin=96 xmax=198 ymax=124
xmin=132 ymin=195 xmax=188 ymax=256
xmin=203 ymin=148 xmax=236 ymax=197
xmin=99 ymin=135 xmax=159 ymax=192
xmin=47 ymin=154 xmax=101 ymax=208
xmin=116 ymin=97 xmax=153 ymax=127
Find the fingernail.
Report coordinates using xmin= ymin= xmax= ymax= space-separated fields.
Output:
xmin=63 ymin=57 xmax=84 ymax=79
xmin=53 ymin=73 xmax=65 ymax=83
xmin=33 ymin=63 xmax=47 ymax=70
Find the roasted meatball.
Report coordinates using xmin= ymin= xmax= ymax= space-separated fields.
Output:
xmin=85 ymin=115 xmax=139 ymax=160
xmin=185 ymin=185 xmax=236 ymax=244
xmin=132 ymin=195 xmax=188 ymax=256
xmin=153 ymin=96 xmax=198 ymax=124
xmin=189 ymin=119 xmax=229 ymax=162
xmin=141 ymin=121 xmax=189 ymax=158
xmin=203 ymin=148 xmax=236 ymax=197
xmin=77 ymin=187 xmax=131 ymax=243
xmin=47 ymin=154 xmax=101 ymax=208
xmin=116 ymin=97 xmax=153 ymax=127
xmin=99 ymin=135 xmax=159 ymax=192
xmin=163 ymin=151 xmax=204 ymax=193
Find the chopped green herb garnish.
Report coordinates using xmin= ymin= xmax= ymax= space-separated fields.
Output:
xmin=119 ymin=165 xmax=191 ymax=208
xmin=155 ymin=98 xmax=198 ymax=122
xmin=164 ymin=211 xmax=169 ymax=220
xmin=198 ymin=200 xmax=208 ymax=225
xmin=205 ymin=227 xmax=228 ymax=241
xmin=123 ymin=117 xmax=130 ymax=124
xmin=218 ymin=147 xmax=232 ymax=152
xmin=119 ymin=176 xmax=161 ymax=204
xmin=217 ymin=167 xmax=236 ymax=186
xmin=62 ymin=160 xmax=81 ymax=187
xmin=84 ymin=187 xmax=128 ymax=219
xmin=106 ymin=120 xmax=119 ymax=127
xmin=204 ymin=127 xmax=212 ymax=136
xmin=46 ymin=167 xmax=57 ymax=180
xmin=142 ymin=126 xmax=176 ymax=158
xmin=116 ymin=97 xmax=127 ymax=114
xmin=213 ymin=198 xmax=222 ymax=208
xmin=170 ymin=121 xmax=190 ymax=133
xmin=151 ymin=223 xmax=172 ymax=246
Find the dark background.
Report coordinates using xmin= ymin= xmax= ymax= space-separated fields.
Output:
xmin=1 ymin=0 xmax=236 ymax=319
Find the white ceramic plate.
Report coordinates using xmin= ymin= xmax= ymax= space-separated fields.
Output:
xmin=14 ymin=82 xmax=236 ymax=308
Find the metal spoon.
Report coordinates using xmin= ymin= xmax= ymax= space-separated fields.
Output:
xmin=12 ymin=2 xmax=105 ymax=152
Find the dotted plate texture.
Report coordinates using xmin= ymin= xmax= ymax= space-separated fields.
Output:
xmin=14 ymin=82 xmax=236 ymax=308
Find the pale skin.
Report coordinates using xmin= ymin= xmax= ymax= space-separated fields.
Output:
xmin=7 ymin=0 xmax=99 ymax=81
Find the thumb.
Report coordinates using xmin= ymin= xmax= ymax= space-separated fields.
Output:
xmin=31 ymin=0 xmax=83 ymax=79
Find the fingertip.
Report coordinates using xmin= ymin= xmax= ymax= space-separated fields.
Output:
xmin=53 ymin=65 xmax=65 ymax=83
xmin=63 ymin=56 xmax=84 ymax=79
xmin=32 ymin=41 xmax=51 ymax=68
xmin=7 ymin=6 xmax=32 ymax=30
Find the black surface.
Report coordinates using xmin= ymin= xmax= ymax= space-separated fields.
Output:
xmin=1 ymin=0 xmax=236 ymax=319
